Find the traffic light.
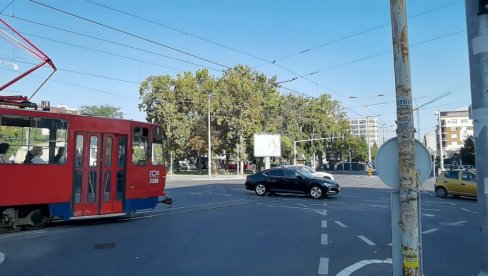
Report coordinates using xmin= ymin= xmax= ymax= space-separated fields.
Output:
xmin=480 ymin=0 xmax=488 ymax=14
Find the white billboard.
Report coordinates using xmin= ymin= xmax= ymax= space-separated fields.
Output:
xmin=253 ymin=134 xmax=281 ymax=157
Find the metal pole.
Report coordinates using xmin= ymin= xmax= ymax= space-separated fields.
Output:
xmin=293 ymin=141 xmax=297 ymax=165
xmin=465 ymin=1 xmax=488 ymax=274
xmin=390 ymin=1 xmax=421 ymax=275
xmin=437 ymin=111 xmax=445 ymax=171
xmin=207 ymin=94 xmax=211 ymax=178
xmin=366 ymin=115 xmax=371 ymax=164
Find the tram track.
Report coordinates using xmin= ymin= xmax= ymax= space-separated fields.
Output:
xmin=0 ymin=199 xmax=256 ymax=235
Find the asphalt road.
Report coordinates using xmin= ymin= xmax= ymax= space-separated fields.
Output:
xmin=0 ymin=174 xmax=481 ymax=275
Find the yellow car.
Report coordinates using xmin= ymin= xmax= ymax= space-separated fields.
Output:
xmin=435 ymin=169 xmax=477 ymax=198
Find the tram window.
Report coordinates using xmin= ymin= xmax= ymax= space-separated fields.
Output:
xmin=89 ymin=136 xmax=98 ymax=167
xmin=118 ymin=137 xmax=126 ymax=167
xmin=116 ymin=171 xmax=125 ymax=201
xmin=88 ymin=171 xmax=97 ymax=203
xmin=75 ymin=135 xmax=84 ymax=167
xmin=132 ymin=127 xmax=148 ymax=166
xmin=74 ymin=171 xmax=82 ymax=203
xmin=105 ymin=137 xmax=112 ymax=167
xmin=0 ymin=115 xmax=67 ymax=164
xmin=152 ymin=126 xmax=163 ymax=165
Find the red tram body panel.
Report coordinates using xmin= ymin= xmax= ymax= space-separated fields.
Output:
xmin=0 ymin=107 xmax=166 ymax=229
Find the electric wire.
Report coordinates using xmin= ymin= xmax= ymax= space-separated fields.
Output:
xmin=0 ymin=15 xmax=220 ymax=72
xmin=272 ymin=0 xmax=462 ymax=63
xmin=29 ymin=0 xmax=231 ymax=69
xmin=278 ymin=29 xmax=466 ymax=83
xmin=0 ymin=0 xmax=15 ymax=14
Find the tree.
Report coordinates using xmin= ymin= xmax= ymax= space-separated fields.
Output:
xmin=460 ymin=136 xmax=475 ymax=166
xmin=78 ymin=104 xmax=124 ymax=119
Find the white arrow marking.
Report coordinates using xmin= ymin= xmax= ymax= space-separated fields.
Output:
xmin=358 ymin=235 xmax=375 ymax=246
xmin=422 ymin=228 xmax=439 ymax=234
xmin=336 ymin=259 xmax=392 ymax=276
xmin=334 ymin=221 xmax=348 ymax=228
xmin=316 ymin=210 xmax=327 ymax=216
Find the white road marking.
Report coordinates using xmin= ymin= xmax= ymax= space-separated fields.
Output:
xmin=322 ymin=220 xmax=327 ymax=228
xmin=0 ymin=252 xmax=5 ymax=265
xmin=334 ymin=221 xmax=348 ymax=228
xmin=323 ymin=202 xmax=327 ymax=207
xmin=316 ymin=210 xmax=328 ymax=216
xmin=448 ymin=202 xmax=456 ymax=206
xmin=318 ymin=257 xmax=329 ymax=275
xmin=358 ymin=235 xmax=375 ymax=246
xmin=361 ymin=204 xmax=389 ymax=208
xmin=388 ymin=243 xmax=392 ymax=246
xmin=422 ymin=208 xmax=441 ymax=212
xmin=422 ymin=228 xmax=439 ymax=234
xmin=422 ymin=214 xmax=435 ymax=217
xmin=461 ymin=208 xmax=478 ymax=214
xmin=449 ymin=220 xmax=467 ymax=226
xmin=189 ymin=192 xmax=203 ymax=195
xmin=336 ymin=259 xmax=392 ymax=276
xmin=297 ymin=203 xmax=307 ymax=208
xmin=321 ymin=234 xmax=328 ymax=245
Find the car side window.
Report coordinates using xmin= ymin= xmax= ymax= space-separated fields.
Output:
xmin=284 ymin=170 xmax=297 ymax=178
xmin=462 ymin=171 xmax=476 ymax=182
xmin=266 ymin=170 xmax=284 ymax=177
xmin=444 ymin=171 xmax=459 ymax=179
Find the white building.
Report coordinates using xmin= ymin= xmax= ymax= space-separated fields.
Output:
xmin=349 ymin=117 xmax=379 ymax=147
xmin=439 ymin=109 xmax=473 ymax=154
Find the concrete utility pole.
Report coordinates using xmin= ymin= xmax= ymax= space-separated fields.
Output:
xmin=465 ymin=1 xmax=488 ymax=275
xmin=390 ymin=1 xmax=421 ymax=275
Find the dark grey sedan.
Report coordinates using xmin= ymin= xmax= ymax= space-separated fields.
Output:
xmin=245 ymin=167 xmax=340 ymax=199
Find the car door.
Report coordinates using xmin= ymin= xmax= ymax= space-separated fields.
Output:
xmin=265 ymin=169 xmax=284 ymax=190
xmin=283 ymin=169 xmax=306 ymax=193
xmin=442 ymin=170 xmax=461 ymax=194
xmin=461 ymin=171 xmax=477 ymax=196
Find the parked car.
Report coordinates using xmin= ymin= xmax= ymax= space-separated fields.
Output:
xmin=245 ymin=167 xmax=340 ymax=199
xmin=435 ymin=169 xmax=477 ymax=198
xmin=181 ymin=163 xmax=197 ymax=170
xmin=281 ymin=165 xmax=334 ymax=181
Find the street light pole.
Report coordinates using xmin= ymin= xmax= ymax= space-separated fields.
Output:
xmin=207 ymin=93 xmax=212 ymax=178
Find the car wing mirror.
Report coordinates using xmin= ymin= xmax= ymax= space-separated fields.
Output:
xmin=297 ymin=175 xmax=303 ymax=180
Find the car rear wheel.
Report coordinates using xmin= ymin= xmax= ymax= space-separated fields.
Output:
xmin=255 ymin=184 xmax=267 ymax=196
xmin=309 ymin=185 xmax=324 ymax=199
xmin=435 ymin=186 xmax=448 ymax=198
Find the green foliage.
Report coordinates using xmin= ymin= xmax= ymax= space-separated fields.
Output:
xmin=460 ymin=136 xmax=475 ymax=165
xmin=79 ymin=104 xmax=124 ymax=119
xmin=138 ymin=65 xmax=356 ymax=166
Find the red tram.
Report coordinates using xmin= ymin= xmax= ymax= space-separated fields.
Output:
xmin=0 ymin=105 xmax=167 ymax=229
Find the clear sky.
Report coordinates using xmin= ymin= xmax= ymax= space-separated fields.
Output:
xmin=0 ymin=0 xmax=470 ymax=142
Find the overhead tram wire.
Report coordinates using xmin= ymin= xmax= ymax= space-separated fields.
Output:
xmin=12 ymin=59 xmax=141 ymax=85
xmin=29 ymin=0 xmax=231 ymax=70
xmin=84 ymin=0 xmax=269 ymax=64
xmin=270 ymin=0 xmax=463 ymax=63
xmin=0 ymin=15 xmax=221 ymax=72
xmin=277 ymin=29 xmax=467 ymax=84
xmin=0 ymin=0 xmax=15 ymax=14
xmin=81 ymin=0 xmax=339 ymax=97
xmin=4 ymin=30 xmax=186 ymax=73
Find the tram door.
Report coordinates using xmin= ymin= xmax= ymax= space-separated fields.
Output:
xmin=73 ymin=133 xmax=126 ymax=216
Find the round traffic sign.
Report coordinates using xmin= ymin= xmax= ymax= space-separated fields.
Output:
xmin=375 ymin=137 xmax=432 ymax=190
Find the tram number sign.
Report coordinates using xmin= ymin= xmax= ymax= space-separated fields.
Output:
xmin=149 ymin=170 xmax=160 ymax=184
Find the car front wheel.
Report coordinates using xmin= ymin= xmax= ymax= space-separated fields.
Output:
xmin=255 ymin=184 xmax=267 ymax=196
xmin=309 ymin=185 xmax=324 ymax=199
xmin=435 ymin=186 xmax=448 ymax=198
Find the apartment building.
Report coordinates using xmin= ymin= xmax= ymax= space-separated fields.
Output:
xmin=439 ymin=109 xmax=473 ymax=154
xmin=349 ymin=117 xmax=379 ymax=147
